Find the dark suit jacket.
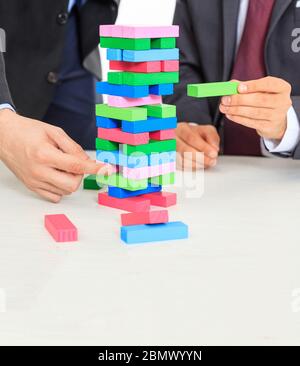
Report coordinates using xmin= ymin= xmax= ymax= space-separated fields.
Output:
xmin=166 ymin=0 xmax=300 ymax=159
xmin=0 ymin=0 xmax=118 ymax=119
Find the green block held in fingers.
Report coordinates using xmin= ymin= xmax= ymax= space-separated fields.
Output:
xmin=96 ymin=173 xmax=148 ymax=191
xmin=149 ymin=172 xmax=175 ymax=186
xmin=95 ymin=138 xmax=119 ymax=151
xmin=187 ymin=81 xmax=239 ymax=98
xmin=151 ymin=37 xmax=176 ymax=49
xmin=146 ymin=104 xmax=176 ymax=118
xmin=108 ymin=71 xmax=179 ymax=86
xmin=95 ymin=104 xmax=147 ymax=122
xmin=83 ymin=175 xmax=102 ymax=190
xmin=123 ymin=139 xmax=176 ymax=156
xmin=100 ymin=37 xmax=151 ymax=50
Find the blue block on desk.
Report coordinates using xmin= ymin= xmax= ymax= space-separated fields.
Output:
xmin=96 ymin=116 xmax=120 ymax=128
xmin=123 ymin=49 xmax=179 ymax=62
xmin=96 ymin=150 xmax=148 ymax=168
xmin=107 ymin=48 xmax=123 ymax=61
xmin=96 ymin=81 xmax=149 ymax=98
xmin=121 ymin=221 xmax=189 ymax=244
xmin=122 ymin=117 xmax=177 ymax=133
xmin=108 ymin=184 xmax=162 ymax=199
xmin=149 ymin=84 xmax=174 ymax=96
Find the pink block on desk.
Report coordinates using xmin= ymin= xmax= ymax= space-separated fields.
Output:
xmin=122 ymin=162 xmax=176 ymax=180
xmin=121 ymin=210 xmax=169 ymax=226
xmin=109 ymin=61 xmax=161 ymax=73
xmin=141 ymin=192 xmax=177 ymax=207
xmin=161 ymin=60 xmax=179 ymax=72
xmin=108 ymin=95 xmax=162 ymax=108
xmin=98 ymin=127 xmax=149 ymax=146
xmin=150 ymin=129 xmax=176 ymax=140
xmin=99 ymin=25 xmax=179 ymax=38
xmin=44 ymin=214 xmax=78 ymax=242
xmin=98 ymin=192 xmax=150 ymax=212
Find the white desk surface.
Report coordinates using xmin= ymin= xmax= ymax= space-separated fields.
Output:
xmin=1 ymin=155 xmax=300 ymax=346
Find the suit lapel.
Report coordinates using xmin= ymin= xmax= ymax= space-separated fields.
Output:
xmin=266 ymin=0 xmax=294 ymax=42
xmin=222 ymin=0 xmax=241 ymax=80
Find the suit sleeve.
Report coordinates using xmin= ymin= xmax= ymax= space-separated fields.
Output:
xmin=292 ymin=96 xmax=300 ymax=159
xmin=0 ymin=52 xmax=13 ymax=106
xmin=164 ymin=0 xmax=212 ymax=124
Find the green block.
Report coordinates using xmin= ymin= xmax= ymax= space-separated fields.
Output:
xmin=83 ymin=175 xmax=102 ymax=190
xmin=123 ymin=139 xmax=176 ymax=156
xmin=95 ymin=104 xmax=147 ymax=122
xmin=149 ymin=173 xmax=175 ymax=186
xmin=151 ymin=38 xmax=176 ymax=49
xmin=108 ymin=72 xmax=179 ymax=86
xmin=187 ymin=82 xmax=239 ymax=98
xmin=146 ymin=104 xmax=176 ymax=118
xmin=95 ymin=138 xmax=119 ymax=151
xmin=100 ymin=37 xmax=151 ymax=50
xmin=96 ymin=173 xmax=148 ymax=191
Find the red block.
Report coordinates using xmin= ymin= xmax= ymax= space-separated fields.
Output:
xmin=109 ymin=60 xmax=161 ymax=73
xmin=161 ymin=60 xmax=179 ymax=72
xmin=121 ymin=210 xmax=169 ymax=226
xmin=44 ymin=214 xmax=78 ymax=242
xmin=98 ymin=192 xmax=151 ymax=212
xmin=150 ymin=129 xmax=176 ymax=141
xmin=142 ymin=192 xmax=177 ymax=207
xmin=98 ymin=127 xmax=149 ymax=146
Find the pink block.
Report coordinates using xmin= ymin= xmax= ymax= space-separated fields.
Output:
xmin=150 ymin=129 xmax=176 ymax=140
xmin=108 ymin=95 xmax=162 ymax=108
xmin=98 ymin=127 xmax=149 ymax=146
xmin=99 ymin=25 xmax=179 ymax=38
xmin=109 ymin=61 xmax=161 ymax=73
xmin=121 ymin=210 xmax=169 ymax=226
xmin=98 ymin=193 xmax=150 ymax=212
xmin=44 ymin=214 xmax=78 ymax=242
xmin=122 ymin=162 xmax=176 ymax=180
xmin=161 ymin=60 xmax=179 ymax=72
xmin=141 ymin=192 xmax=177 ymax=207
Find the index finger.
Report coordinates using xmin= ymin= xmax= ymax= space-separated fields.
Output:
xmin=237 ymin=77 xmax=291 ymax=94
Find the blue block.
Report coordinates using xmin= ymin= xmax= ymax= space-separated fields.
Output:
xmin=107 ymin=48 xmax=123 ymax=61
xmin=108 ymin=184 xmax=162 ymax=199
xmin=96 ymin=150 xmax=149 ymax=168
xmin=123 ymin=49 xmax=179 ymax=62
xmin=96 ymin=81 xmax=149 ymax=98
xmin=121 ymin=221 xmax=189 ymax=244
xmin=96 ymin=116 xmax=120 ymax=128
xmin=149 ymin=84 xmax=174 ymax=96
xmin=122 ymin=117 xmax=177 ymax=134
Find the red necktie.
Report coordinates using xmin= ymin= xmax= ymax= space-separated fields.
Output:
xmin=223 ymin=0 xmax=275 ymax=156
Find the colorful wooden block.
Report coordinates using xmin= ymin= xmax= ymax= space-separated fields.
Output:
xmin=107 ymin=94 xmax=162 ymax=108
xmin=123 ymin=139 xmax=176 ymax=155
xmin=149 ymin=173 xmax=175 ymax=186
xmin=122 ymin=162 xmax=176 ymax=180
xmin=83 ymin=174 xmax=102 ymax=190
xmin=187 ymin=81 xmax=239 ymax=98
xmin=98 ymin=127 xmax=149 ymax=146
xmin=100 ymin=37 xmax=151 ymax=50
xmin=107 ymin=48 xmax=123 ymax=61
xmin=96 ymin=150 xmax=149 ymax=168
xmin=151 ymin=37 xmax=176 ymax=49
xmin=141 ymin=191 xmax=177 ymax=207
xmin=120 ymin=221 xmax=188 ymax=244
xmin=146 ymin=104 xmax=176 ymax=118
xmin=149 ymin=84 xmax=174 ymax=96
xmin=96 ymin=173 xmax=148 ymax=191
xmin=98 ymin=192 xmax=151 ymax=212
xmin=108 ymin=71 xmax=179 ymax=86
xmin=95 ymin=137 xmax=119 ymax=151
xmin=161 ymin=60 xmax=179 ymax=72
xmin=96 ymin=116 xmax=120 ymax=128
xmin=44 ymin=214 xmax=78 ymax=243
xmin=121 ymin=210 xmax=169 ymax=226
xmin=149 ymin=151 xmax=177 ymax=166
xmin=123 ymin=49 xmax=179 ymax=62
xmin=99 ymin=25 xmax=179 ymax=39
xmin=108 ymin=184 xmax=161 ymax=199
xmin=109 ymin=60 xmax=161 ymax=73
xmin=150 ymin=129 xmax=176 ymax=140
xmin=96 ymin=82 xmax=149 ymax=98
xmin=121 ymin=117 xmax=177 ymax=134
xmin=95 ymin=104 xmax=147 ymax=121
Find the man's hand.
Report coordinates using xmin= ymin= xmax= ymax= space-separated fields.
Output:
xmin=0 ymin=109 xmax=111 ymax=202
xmin=176 ymin=123 xmax=220 ymax=170
xmin=219 ymin=76 xmax=292 ymax=141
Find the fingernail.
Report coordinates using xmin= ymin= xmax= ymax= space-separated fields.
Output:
xmin=238 ymin=83 xmax=248 ymax=93
xmin=222 ymin=96 xmax=231 ymax=105
xmin=208 ymin=151 xmax=218 ymax=159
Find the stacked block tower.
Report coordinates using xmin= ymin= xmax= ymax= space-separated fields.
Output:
xmin=95 ymin=25 xmax=188 ymax=244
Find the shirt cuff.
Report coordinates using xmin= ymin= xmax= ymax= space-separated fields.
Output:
xmin=264 ymin=106 xmax=300 ymax=155
xmin=0 ymin=103 xmax=15 ymax=112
